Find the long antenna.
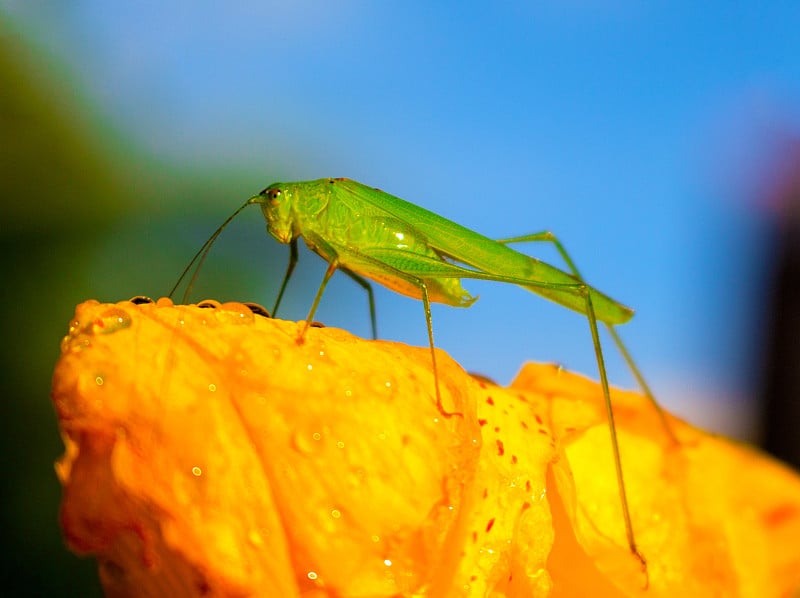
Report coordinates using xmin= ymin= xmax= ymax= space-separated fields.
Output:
xmin=169 ymin=197 xmax=260 ymax=304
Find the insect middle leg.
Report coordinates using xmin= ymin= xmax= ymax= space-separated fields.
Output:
xmin=497 ymin=232 xmax=678 ymax=445
xmin=412 ymin=261 xmax=650 ymax=575
xmin=272 ymin=241 xmax=377 ymax=340
xmin=339 ymin=269 xmax=378 ymax=340
xmin=299 ymin=245 xmax=456 ymax=417
xmin=272 ymin=239 xmax=299 ymax=318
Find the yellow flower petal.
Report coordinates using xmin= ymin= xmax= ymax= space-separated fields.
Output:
xmin=51 ymin=299 xmax=800 ymax=596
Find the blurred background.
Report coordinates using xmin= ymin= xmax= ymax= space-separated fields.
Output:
xmin=2 ymin=2 xmax=799 ymax=595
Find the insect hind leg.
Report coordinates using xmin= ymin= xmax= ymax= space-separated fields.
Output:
xmin=497 ymin=231 xmax=678 ymax=446
xmin=582 ymin=287 xmax=648 ymax=578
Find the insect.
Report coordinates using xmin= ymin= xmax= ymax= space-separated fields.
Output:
xmin=171 ymin=176 xmax=675 ymax=575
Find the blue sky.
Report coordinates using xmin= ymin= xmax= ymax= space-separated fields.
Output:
xmin=6 ymin=1 xmax=800 ymax=437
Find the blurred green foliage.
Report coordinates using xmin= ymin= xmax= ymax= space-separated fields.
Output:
xmin=0 ymin=18 xmax=286 ymax=596
xmin=1 ymin=20 xmax=132 ymax=595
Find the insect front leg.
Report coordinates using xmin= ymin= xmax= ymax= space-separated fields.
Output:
xmin=298 ymin=257 xmax=339 ymax=344
xmin=272 ymin=239 xmax=299 ymax=317
xmin=305 ymin=239 xmax=459 ymax=418
xmin=497 ymin=231 xmax=678 ymax=445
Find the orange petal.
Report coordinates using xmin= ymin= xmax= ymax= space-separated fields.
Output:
xmin=51 ymin=299 xmax=800 ymax=597
xmin=513 ymin=364 xmax=800 ymax=596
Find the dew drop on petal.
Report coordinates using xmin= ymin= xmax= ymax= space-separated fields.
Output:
xmin=218 ymin=302 xmax=255 ymax=325
xmin=63 ymin=335 xmax=92 ymax=353
xmin=368 ymin=372 xmax=398 ymax=398
xmin=248 ymin=529 xmax=264 ymax=547
xmin=292 ymin=433 xmax=314 ymax=455
xmin=92 ymin=308 xmax=132 ymax=335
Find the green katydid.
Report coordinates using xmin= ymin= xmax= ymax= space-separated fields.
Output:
xmin=171 ymin=176 xmax=675 ymax=574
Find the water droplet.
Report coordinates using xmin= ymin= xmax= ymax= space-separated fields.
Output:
xmin=307 ymin=571 xmax=318 ymax=581
xmin=330 ymin=508 xmax=341 ymax=519
xmin=371 ymin=534 xmax=380 ymax=543
xmin=383 ymin=559 xmax=392 ymax=567
xmin=95 ymin=376 xmax=104 ymax=386
xmin=218 ymin=302 xmax=255 ymax=325
xmin=208 ymin=383 xmax=217 ymax=392
xmin=292 ymin=432 xmax=315 ymax=455
xmin=248 ymin=529 xmax=264 ymax=547
xmin=336 ymin=440 xmax=345 ymax=449
xmin=338 ymin=373 xmax=358 ymax=399
xmin=192 ymin=466 xmax=202 ymax=476
xmin=64 ymin=335 xmax=92 ymax=353
xmin=61 ymin=318 xmax=91 ymax=353
xmin=92 ymin=308 xmax=132 ymax=335
xmin=312 ymin=432 xmax=321 ymax=441
xmin=368 ymin=372 xmax=398 ymax=399
xmin=242 ymin=302 xmax=270 ymax=318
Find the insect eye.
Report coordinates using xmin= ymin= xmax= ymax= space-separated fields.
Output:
xmin=266 ymin=188 xmax=282 ymax=204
